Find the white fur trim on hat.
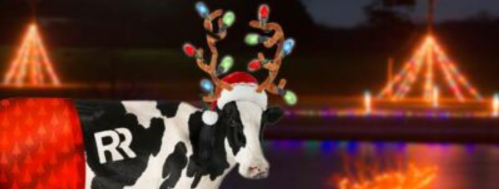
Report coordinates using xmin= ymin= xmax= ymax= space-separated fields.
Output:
xmin=217 ymin=83 xmax=268 ymax=110
xmin=202 ymin=110 xmax=218 ymax=126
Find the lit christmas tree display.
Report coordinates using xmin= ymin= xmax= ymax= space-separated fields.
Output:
xmin=378 ymin=0 xmax=481 ymax=102
xmin=378 ymin=35 xmax=481 ymax=102
xmin=3 ymin=23 xmax=60 ymax=87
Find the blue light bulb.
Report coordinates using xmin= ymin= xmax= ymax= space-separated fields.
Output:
xmin=200 ymin=79 xmax=214 ymax=93
xmin=195 ymin=2 xmax=210 ymax=18
xmin=282 ymin=38 xmax=296 ymax=56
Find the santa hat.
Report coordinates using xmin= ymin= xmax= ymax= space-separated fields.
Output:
xmin=202 ymin=72 xmax=268 ymax=126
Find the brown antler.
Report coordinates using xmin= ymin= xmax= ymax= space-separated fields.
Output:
xmin=195 ymin=9 xmax=233 ymax=102
xmin=249 ymin=21 xmax=287 ymax=95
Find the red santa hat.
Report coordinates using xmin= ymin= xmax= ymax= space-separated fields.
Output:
xmin=202 ymin=72 xmax=268 ymax=125
xmin=214 ymin=71 xmax=268 ymax=110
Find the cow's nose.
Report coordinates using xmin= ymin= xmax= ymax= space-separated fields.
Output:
xmin=248 ymin=166 xmax=269 ymax=179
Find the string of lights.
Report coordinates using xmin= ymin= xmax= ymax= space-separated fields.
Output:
xmin=3 ymin=24 xmax=60 ymax=87
xmin=378 ymin=35 xmax=482 ymax=102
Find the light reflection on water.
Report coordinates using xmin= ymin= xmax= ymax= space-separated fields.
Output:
xmin=223 ymin=140 xmax=499 ymax=189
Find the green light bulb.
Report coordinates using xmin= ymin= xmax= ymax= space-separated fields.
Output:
xmin=283 ymin=90 xmax=298 ymax=106
xmin=245 ymin=33 xmax=260 ymax=46
xmin=219 ymin=56 xmax=234 ymax=74
xmin=223 ymin=11 xmax=236 ymax=27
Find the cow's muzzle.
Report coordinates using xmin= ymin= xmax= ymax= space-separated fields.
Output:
xmin=247 ymin=165 xmax=269 ymax=179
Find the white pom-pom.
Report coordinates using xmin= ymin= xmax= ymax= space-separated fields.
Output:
xmin=202 ymin=110 xmax=219 ymax=126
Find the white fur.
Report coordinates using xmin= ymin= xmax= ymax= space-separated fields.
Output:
xmin=202 ymin=110 xmax=218 ymax=126
xmin=217 ymin=84 xmax=267 ymax=110
xmin=122 ymin=101 xmax=163 ymax=128
xmin=84 ymin=154 xmax=95 ymax=189
xmin=233 ymin=101 xmax=269 ymax=178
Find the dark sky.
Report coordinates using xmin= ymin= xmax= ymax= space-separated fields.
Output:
xmin=300 ymin=0 xmax=499 ymax=27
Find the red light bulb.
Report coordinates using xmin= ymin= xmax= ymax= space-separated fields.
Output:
xmin=183 ymin=43 xmax=197 ymax=57
xmin=248 ymin=60 xmax=262 ymax=72
xmin=258 ymin=4 xmax=270 ymax=20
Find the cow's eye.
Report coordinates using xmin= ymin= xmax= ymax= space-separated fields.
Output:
xmin=233 ymin=127 xmax=246 ymax=146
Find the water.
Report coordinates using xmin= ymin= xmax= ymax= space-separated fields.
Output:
xmin=223 ymin=140 xmax=499 ymax=189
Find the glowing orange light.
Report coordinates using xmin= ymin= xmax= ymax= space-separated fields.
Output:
xmin=433 ymin=87 xmax=439 ymax=108
xmin=3 ymin=23 xmax=60 ymax=87
xmin=364 ymin=90 xmax=372 ymax=115
xmin=493 ymin=94 xmax=499 ymax=117
xmin=378 ymin=34 xmax=482 ymax=102
xmin=337 ymin=163 xmax=438 ymax=189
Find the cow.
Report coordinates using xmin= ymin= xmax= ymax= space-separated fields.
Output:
xmin=77 ymin=96 xmax=284 ymax=189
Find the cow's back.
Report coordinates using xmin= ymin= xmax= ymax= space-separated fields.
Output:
xmin=76 ymin=100 xmax=168 ymax=189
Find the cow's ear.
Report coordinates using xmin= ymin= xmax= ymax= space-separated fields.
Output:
xmin=263 ymin=107 xmax=284 ymax=125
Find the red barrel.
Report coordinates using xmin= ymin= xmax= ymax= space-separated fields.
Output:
xmin=0 ymin=98 xmax=85 ymax=189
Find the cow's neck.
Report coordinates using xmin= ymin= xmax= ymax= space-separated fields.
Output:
xmin=176 ymin=103 xmax=236 ymax=188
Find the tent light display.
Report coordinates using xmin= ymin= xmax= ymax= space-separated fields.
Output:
xmin=3 ymin=23 xmax=60 ymax=87
xmin=378 ymin=35 xmax=482 ymax=102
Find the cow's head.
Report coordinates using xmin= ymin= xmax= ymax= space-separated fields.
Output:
xmin=219 ymin=100 xmax=283 ymax=179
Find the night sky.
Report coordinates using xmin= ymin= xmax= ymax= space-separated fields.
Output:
xmin=301 ymin=0 xmax=499 ymax=27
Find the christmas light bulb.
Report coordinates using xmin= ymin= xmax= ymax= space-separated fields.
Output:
xmin=364 ymin=90 xmax=372 ymax=115
xmin=183 ymin=43 xmax=197 ymax=57
xmin=245 ymin=33 xmax=260 ymax=46
xmin=247 ymin=59 xmax=262 ymax=72
xmin=493 ymin=93 xmax=499 ymax=117
xmin=195 ymin=2 xmax=210 ymax=18
xmin=200 ymin=78 xmax=214 ymax=93
xmin=222 ymin=11 xmax=236 ymax=27
xmin=283 ymin=90 xmax=298 ymax=106
xmin=258 ymin=4 xmax=270 ymax=21
xmin=218 ymin=55 xmax=234 ymax=75
xmin=282 ymin=38 xmax=296 ymax=56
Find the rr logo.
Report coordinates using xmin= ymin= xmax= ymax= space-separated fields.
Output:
xmin=95 ymin=128 xmax=137 ymax=164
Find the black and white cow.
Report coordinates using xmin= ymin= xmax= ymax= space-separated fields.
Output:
xmin=77 ymin=95 xmax=284 ymax=189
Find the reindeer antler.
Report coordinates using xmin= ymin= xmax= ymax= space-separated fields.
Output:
xmin=250 ymin=22 xmax=286 ymax=95
xmin=184 ymin=3 xmax=237 ymax=103
xmin=247 ymin=5 xmax=295 ymax=95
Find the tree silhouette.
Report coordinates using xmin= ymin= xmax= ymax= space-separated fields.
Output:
xmin=364 ymin=0 xmax=416 ymax=27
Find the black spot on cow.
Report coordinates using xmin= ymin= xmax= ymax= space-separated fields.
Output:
xmin=76 ymin=100 xmax=166 ymax=189
xmin=260 ymin=107 xmax=284 ymax=141
xmin=185 ymin=102 xmax=247 ymax=188
xmin=224 ymin=102 xmax=246 ymax=156
xmin=160 ymin=142 xmax=188 ymax=189
xmin=156 ymin=101 xmax=181 ymax=118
